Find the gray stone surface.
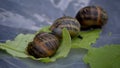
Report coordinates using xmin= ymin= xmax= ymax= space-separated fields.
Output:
xmin=0 ymin=0 xmax=120 ymax=68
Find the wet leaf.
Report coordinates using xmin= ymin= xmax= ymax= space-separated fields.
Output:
xmin=71 ymin=29 xmax=101 ymax=49
xmin=84 ymin=45 xmax=120 ymax=68
xmin=0 ymin=28 xmax=71 ymax=63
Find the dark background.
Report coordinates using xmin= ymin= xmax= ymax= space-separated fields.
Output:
xmin=0 ymin=0 xmax=120 ymax=68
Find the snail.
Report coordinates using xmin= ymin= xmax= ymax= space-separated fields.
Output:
xmin=49 ymin=16 xmax=81 ymax=38
xmin=75 ymin=6 xmax=108 ymax=30
xmin=26 ymin=32 xmax=60 ymax=58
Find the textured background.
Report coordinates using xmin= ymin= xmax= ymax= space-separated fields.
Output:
xmin=0 ymin=0 xmax=120 ymax=68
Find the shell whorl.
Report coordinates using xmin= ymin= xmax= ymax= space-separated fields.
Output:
xmin=50 ymin=16 xmax=80 ymax=38
xmin=76 ymin=6 xmax=108 ymax=29
xmin=27 ymin=32 xmax=60 ymax=58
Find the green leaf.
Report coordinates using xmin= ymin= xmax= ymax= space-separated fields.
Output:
xmin=0 ymin=28 xmax=71 ymax=63
xmin=35 ymin=26 xmax=51 ymax=35
xmin=71 ymin=29 xmax=101 ymax=49
xmin=0 ymin=34 xmax=35 ymax=57
xmin=48 ymin=28 xmax=71 ymax=62
xmin=38 ymin=26 xmax=51 ymax=32
xmin=84 ymin=45 xmax=120 ymax=68
xmin=0 ymin=26 xmax=100 ymax=63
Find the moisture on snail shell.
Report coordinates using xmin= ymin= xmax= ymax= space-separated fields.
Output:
xmin=75 ymin=6 xmax=108 ymax=30
xmin=50 ymin=16 xmax=80 ymax=38
xmin=26 ymin=32 xmax=60 ymax=58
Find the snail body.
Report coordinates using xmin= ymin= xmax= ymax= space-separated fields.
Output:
xmin=50 ymin=16 xmax=80 ymax=38
xmin=27 ymin=32 xmax=60 ymax=58
xmin=75 ymin=6 xmax=108 ymax=30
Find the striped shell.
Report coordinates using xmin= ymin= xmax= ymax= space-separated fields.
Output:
xmin=27 ymin=32 xmax=60 ymax=58
xmin=50 ymin=16 xmax=80 ymax=38
xmin=75 ymin=6 xmax=108 ymax=29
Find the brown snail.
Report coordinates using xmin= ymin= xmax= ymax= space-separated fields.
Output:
xmin=49 ymin=16 xmax=80 ymax=38
xmin=26 ymin=32 xmax=60 ymax=58
xmin=75 ymin=6 xmax=108 ymax=30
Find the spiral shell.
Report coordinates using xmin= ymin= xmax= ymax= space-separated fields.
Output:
xmin=75 ymin=6 xmax=108 ymax=29
xmin=50 ymin=16 xmax=80 ymax=38
xmin=27 ymin=32 xmax=60 ymax=58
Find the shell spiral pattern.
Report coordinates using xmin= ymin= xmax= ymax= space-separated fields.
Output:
xmin=50 ymin=16 xmax=80 ymax=38
xmin=27 ymin=32 xmax=60 ymax=58
xmin=75 ymin=6 xmax=108 ymax=29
